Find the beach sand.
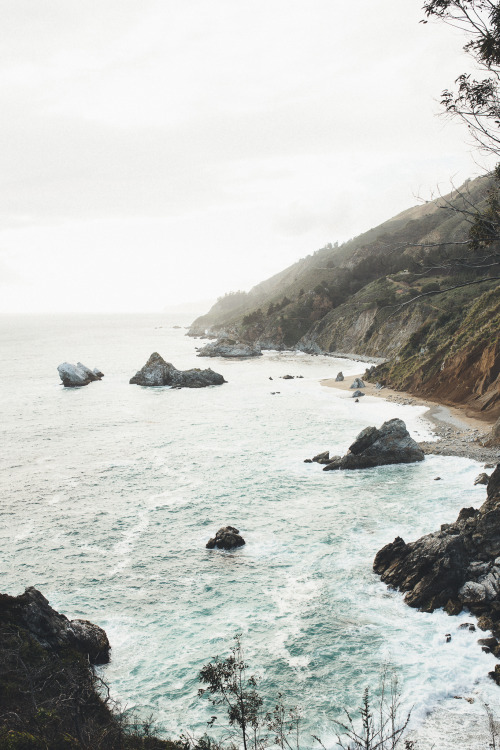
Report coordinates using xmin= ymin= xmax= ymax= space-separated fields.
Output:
xmin=321 ymin=374 xmax=499 ymax=465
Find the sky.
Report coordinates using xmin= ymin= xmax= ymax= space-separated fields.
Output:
xmin=0 ymin=0 xmax=494 ymax=314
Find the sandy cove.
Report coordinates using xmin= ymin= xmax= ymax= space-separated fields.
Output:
xmin=321 ymin=374 xmax=500 ymax=465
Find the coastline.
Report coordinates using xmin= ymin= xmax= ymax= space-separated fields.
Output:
xmin=321 ymin=374 xmax=500 ymax=465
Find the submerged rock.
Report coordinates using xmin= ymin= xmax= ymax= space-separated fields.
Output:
xmin=206 ymin=526 xmax=246 ymax=550
xmin=0 ymin=587 xmax=110 ymax=664
xmin=373 ymin=465 xmax=500 ymax=626
xmin=323 ymin=418 xmax=424 ymax=471
xmin=197 ymin=338 xmax=262 ymax=358
xmin=129 ymin=352 xmax=225 ymax=388
xmin=57 ymin=362 xmax=104 ymax=388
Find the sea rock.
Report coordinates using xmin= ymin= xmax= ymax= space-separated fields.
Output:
xmin=206 ymin=526 xmax=245 ymax=550
xmin=373 ymin=465 xmax=500 ymax=621
xmin=0 ymin=587 xmax=110 ymax=664
xmin=197 ymin=338 xmax=262 ymax=358
xmin=350 ymin=378 xmax=365 ymax=389
xmin=57 ymin=362 xmax=104 ymax=388
xmin=474 ymin=472 xmax=490 ymax=486
xmin=335 ymin=372 xmax=344 ymax=382
xmin=323 ymin=418 xmax=424 ymax=471
xmin=282 ymin=374 xmax=294 ymax=380
xmin=312 ymin=450 xmax=330 ymax=463
xmin=129 ymin=352 xmax=225 ymax=388
xmin=352 ymin=390 xmax=365 ymax=398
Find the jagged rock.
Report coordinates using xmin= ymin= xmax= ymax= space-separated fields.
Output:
xmin=350 ymin=378 xmax=365 ymax=389
xmin=323 ymin=418 xmax=424 ymax=471
xmin=475 ymin=472 xmax=490 ymax=486
xmin=282 ymin=374 xmax=294 ymax=380
xmin=373 ymin=465 xmax=500 ymax=624
xmin=57 ymin=362 xmax=103 ymax=388
xmin=352 ymin=390 xmax=365 ymax=398
xmin=130 ymin=352 xmax=225 ymax=388
xmin=206 ymin=526 xmax=245 ymax=550
xmin=0 ymin=587 xmax=110 ymax=664
xmin=335 ymin=372 xmax=344 ymax=382
xmin=313 ymin=450 xmax=329 ymax=463
xmin=197 ymin=338 xmax=262 ymax=358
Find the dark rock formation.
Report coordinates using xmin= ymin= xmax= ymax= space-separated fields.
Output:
xmin=57 ymin=362 xmax=104 ymax=387
xmin=373 ymin=465 xmax=500 ymax=626
xmin=130 ymin=352 xmax=225 ymax=388
xmin=335 ymin=372 xmax=344 ymax=381
xmin=475 ymin=472 xmax=490 ymax=486
xmin=323 ymin=418 xmax=424 ymax=471
xmin=206 ymin=526 xmax=246 ymax=550
xmin=0 ymin=587 xmax=110 ymax=664
xmin=197 ymin=338 xmax=262 ymax=358
xmin=350 ymin=378 xmax=365 ymax=389
xmin=352 ymin=390 xmax=365 ymax=398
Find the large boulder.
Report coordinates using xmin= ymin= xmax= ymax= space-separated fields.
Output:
xmin=129 ymin=352 xmax=225 ymax=388
xmin=323 ymin=418 xmax=424 ymax=471
xmin=206 ymin=526 xmax=246 ymax=550
xmin=0 ymin=587 xmax=110 ymax=664
xmin=197 ymin=338 xmax=262 ymax=358
xmin=57 ymin=362 xmax=103 ymax=387
xmin=373 ymin=465 xmax=500 ymax=621
xmin=350 ymin=378 xmax=365 ymax=389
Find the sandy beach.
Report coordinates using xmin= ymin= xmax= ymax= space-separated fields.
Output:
xmin=321 ymin=373 xmax=500 ymax=465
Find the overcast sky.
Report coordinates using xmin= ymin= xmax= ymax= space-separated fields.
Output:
xmin=0 ymin=1 xmax=493 ymax=313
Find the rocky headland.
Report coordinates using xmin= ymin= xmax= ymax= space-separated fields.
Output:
xmin=129 ymin=352 xmax=226 ymax=388
xmin=58 ymin=362 xmax=104 ymax=387
xmin=374 ymin=465 xmax=500 ymax=677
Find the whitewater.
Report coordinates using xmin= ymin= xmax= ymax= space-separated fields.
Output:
xmin=1 ymin=313 xmax=497 ymax=748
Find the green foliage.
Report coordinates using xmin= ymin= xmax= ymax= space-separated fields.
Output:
xmin=242 ymin=309 xmax=264 ymax=326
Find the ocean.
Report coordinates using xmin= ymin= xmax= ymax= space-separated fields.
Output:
xmin=1 ymin=313 xmax=497 ymax=748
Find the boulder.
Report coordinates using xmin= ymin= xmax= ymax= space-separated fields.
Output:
xmin=197 ymin=338 xmax=262 ymax=358
xmin=0 ymin=587 xmax=110 ymax=664
xmin=323 ymin=418 xmax=424 ymax=471
xmin=335 ymin=372 xmax=344 ymax=382
xmin=129 ymin=352 xmax=225 ymax=388
xmin=206 ymin=526 xmax=246 ymax=550
xmin=57 ymin=362 xmax=103 ymax=388
xmin=350 ymin=378 xmax=365 ymax=389
xmin=474 ymin=472 xmax=490 ymax=486
xmin=352 ymin=390 xmax=365 ymax=398
xmin=282 ymin=375 xmax=294 ymax=380
xmin=373 ymin=465 xmax=500 ymax=623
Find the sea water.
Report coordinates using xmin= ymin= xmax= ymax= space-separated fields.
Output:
xmin=0 ymin=313 xmax=497 ymax=748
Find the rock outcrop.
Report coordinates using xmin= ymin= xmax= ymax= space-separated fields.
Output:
xmin=0 ymin=587 xmax=110 ymax=664
xmin=57 ymin=362 xmax=104 ymax=387
xmin=323 ymin=418 xmax=424 ymax=471
xmin=130 ymin=352 xmax=225 ymax=388
xmin=206 ymin=526 xmax=246 ymax=550
xmin=197 ymin=338 xmax=262 ymax=358
xmin=373 ymin=465 xmax=500 ymax=624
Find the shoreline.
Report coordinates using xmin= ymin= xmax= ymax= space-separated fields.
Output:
xmin=321 ymin=374 xmax=500 ymax=465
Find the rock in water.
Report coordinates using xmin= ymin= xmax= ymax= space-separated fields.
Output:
xmin=197 ymin=338 xmax=262 ymax=358
xmin=129 ymin=352 xmax=225 ymax=388
xmin=206 ymin=526 xmax=246 ymax=550
xmin=0 ymin=587 xmax=110 ymax=664
xmin=373 ymin=465 xmax=500 ymax=621
xmin=351 ymin=390 xmax=365 ymax=398
xmin=57 ymin=362 xmax=104 ymax=387
xmin=474 ymin=472 xmax=490 ymax=486
xmin=335 ymin=372 xmax=344 ymax=381
xmin=350 ymin=377 xmax=365 ymax=389
xmin=323 ymin=418 xmax=424 ymax=471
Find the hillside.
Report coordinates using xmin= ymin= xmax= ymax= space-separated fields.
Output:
xmin=189 ymin=175 xmax=500 ymax=419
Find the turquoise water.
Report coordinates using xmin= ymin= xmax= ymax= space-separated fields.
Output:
xmin=0 ymin=313 xmax=496 ymax=747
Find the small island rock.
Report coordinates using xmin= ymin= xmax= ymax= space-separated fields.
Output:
xmin=58 ymin=362 xmax=104 ymax=388
xmin=129 ymin=352 xmax=225 ymax=388
xmin=323 ymin=418 xmax=424 ymax=471
xmin=197 ymin=338 xmax=262 ymax=358
xmin=206 ymin=526 xmax=246 ymax=550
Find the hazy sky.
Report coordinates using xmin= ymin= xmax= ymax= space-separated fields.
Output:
xmin=0 ymin=1 xmax=493 ymax=313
